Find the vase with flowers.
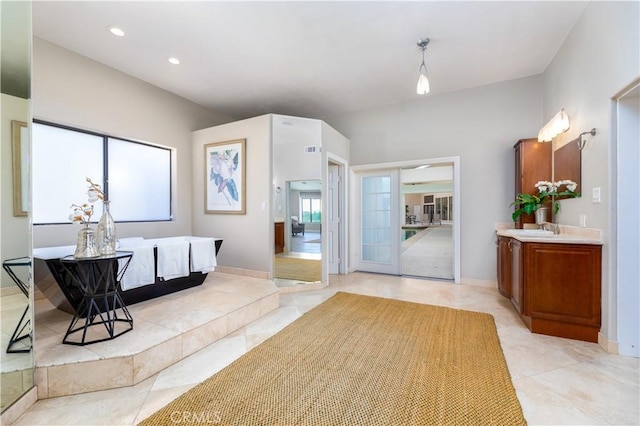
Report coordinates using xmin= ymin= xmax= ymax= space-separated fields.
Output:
xmin=69 ymin=202 xmax=99 ymax=258
xmin=511 ymin=180 xmax=580 ymax=225
xmin=86 ymin=177 xmax=117 ymax=256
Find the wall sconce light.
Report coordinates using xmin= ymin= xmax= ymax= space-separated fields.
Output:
xmin=416 ymin=38 xmax=430 ymax=95
xmin=538 ymin=109 xmax=570 ymax=142
xmin=578 ymin=128 xmax=596 ymax=150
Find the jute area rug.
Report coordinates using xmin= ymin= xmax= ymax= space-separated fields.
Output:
xmin=274 ymin=256 xmax=321 ymax=282
xmin=139 ymin=292 xmax=527 ymax=426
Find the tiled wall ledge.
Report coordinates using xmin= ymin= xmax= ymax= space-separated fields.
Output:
xmin=34 ymin=275 xmax=279 ymax=399
xmin=0 ymin=386 xmax=38 ymax=425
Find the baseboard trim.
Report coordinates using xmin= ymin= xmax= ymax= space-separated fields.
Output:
xmin=215 ymin=266 xmax=269 ymax=280
xmin=598 ymin=332 xmax=619 ymax=354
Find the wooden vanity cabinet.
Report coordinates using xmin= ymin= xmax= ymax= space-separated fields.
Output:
xmin=274 ymin=222 xmax=284 ymax=254
xmin=498 ymin=237 xmax=602 ymax=343
xmin=514 ymin=138 xmax=552 ymax=228
xmin=510 ymin=239 xmax=524 ymax=315
xmin=496 ymin=236 xmax=512 ymax=298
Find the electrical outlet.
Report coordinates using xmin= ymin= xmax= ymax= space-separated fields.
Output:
xmin=592 ymin=187 xmax=601 ymax=203
xmin=579 ymin=214 xmax=587 ymax=227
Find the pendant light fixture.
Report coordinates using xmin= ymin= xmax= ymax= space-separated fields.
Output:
xmin=416 ymin=38 xmax=431 ymax=95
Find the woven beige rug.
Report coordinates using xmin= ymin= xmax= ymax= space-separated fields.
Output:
xmin=139 ymin=292 xmax=527 ymax=425
xmin=274 ymin=256 xmax=321 ymax=282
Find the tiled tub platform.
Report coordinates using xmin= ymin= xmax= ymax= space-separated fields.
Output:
xmin=33 ymin=272 xmax=279 ymax=399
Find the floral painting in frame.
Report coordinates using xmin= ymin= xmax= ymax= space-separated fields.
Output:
xmin=204 ymin=139 xmax=246 ymax=214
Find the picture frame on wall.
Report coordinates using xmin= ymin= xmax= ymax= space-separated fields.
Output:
xmin=204 ymin=139 xmax=246 ymax=214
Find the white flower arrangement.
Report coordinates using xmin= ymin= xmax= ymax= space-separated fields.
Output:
xmin=86 ymin=177 xmax=107 ymax=202
xmin=69 ymin=203 xmax=94 ymax=225
xmin=512 ymin=179 xmax=580 ymax=221
xmin=69 ymin=177 xmax=107 ymax=225
xmin=534 ymin=180 xmax=578 ymax=194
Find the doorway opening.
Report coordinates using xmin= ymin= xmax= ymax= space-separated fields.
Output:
xmin=613 ymin=78 xmax=639 ymax=357
xmin=352 ymin=157 xmax=460 ymax=283
xmin=401 ymin=163 xmax=454 ymax=280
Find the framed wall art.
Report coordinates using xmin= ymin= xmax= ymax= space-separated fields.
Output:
xmin=204 ymin=139 xmax=246 ymax=214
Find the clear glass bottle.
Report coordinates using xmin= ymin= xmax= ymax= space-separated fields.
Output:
xmin=96 ymin=201 xmax=117 ymax=255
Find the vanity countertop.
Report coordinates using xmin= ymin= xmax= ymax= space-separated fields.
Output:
xmin=496 ymin=225 xmax=603 ymax=245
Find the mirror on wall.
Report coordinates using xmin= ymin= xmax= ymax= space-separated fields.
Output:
xmin=273 ymin=180 xmax=322 ymax=284
xmin=272 ymin=116 xmax=323 ymax=287
xmin=1 ymin=0 xmax=34 ymax=413
xmin=553 ymin=137 xmax=582 ymax=198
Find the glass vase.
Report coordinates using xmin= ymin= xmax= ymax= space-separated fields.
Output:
xmin=96 ymin=201 xmax=117 ymax=256
xmin=74 ymin=225 xmax=99 ymax=258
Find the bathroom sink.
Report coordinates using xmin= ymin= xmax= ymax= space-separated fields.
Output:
xmin=505 ymin=229 xmax=556 ymax=237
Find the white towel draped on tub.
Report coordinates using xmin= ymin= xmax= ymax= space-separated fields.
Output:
xmin=156 ymin=240 xmax=190 ymax=280
xmin=188 ymin=237 xmax=217 ymax=273
xmin=117 ymin=237 xmax=145 ymax=249
xmin=119 ymin=245 xmax=156 ymax=291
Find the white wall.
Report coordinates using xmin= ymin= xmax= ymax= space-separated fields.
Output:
xmin=327 ymin=76 xmax=543 ymax=281
xmin=1 ymin=94 xmax=30 ymax=288
xmin=542 ymin=1 xmax=639 ymax=345
xmin=272 ymin=115 xmax=322 ymax=219
xmin=192 ymin=115 xmax=272 ymax=273
xmin=31 ymin=38 xmax=232 ymax=248
xmin=320 ymin=121 xmax=350 ymax=162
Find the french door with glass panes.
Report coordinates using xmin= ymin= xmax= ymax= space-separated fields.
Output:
xmin=355 ymin=170 xmax=400 ymax=274
xmin=435 ymin=195 xmax=453 ymax=221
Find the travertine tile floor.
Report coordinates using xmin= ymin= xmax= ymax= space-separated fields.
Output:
xmin=402 ymin=225 xmax=454 ymax=279
xmin=14 ymin=272 xmax=640 ymax=425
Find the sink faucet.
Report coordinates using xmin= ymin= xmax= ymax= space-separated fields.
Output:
xmin=541 ymin=222 xmax=560 ymax=234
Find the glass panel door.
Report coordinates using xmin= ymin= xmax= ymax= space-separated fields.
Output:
xmin=356 ymin=171 xmax=400 ymax=274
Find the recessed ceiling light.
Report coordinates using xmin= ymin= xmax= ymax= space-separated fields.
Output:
xmin=168 ymin=57 xmax=180 ymax=65
xmin=109 ymin=27 xmax=125 ymax=37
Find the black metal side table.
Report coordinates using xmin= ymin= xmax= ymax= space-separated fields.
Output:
xmin=59 ymin=251 xmax=134 ymax=345
xmin=2 ymin=256 xmax=32 ymax=353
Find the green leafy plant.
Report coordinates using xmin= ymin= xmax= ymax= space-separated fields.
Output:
xmin=511 ymin=180 xmax=579 ymax=222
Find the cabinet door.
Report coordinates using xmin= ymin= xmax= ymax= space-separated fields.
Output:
xmin=510 ymin=239 xmax=523 ymax=313
xmin=274 ymin=222 xmax=284 ymax=254
xmin=497 ymin=236 xmax=512 ymax=298
xmin=524 ymin=243 xmax=602 ymax=328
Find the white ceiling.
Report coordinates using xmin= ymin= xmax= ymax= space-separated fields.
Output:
xmin=32 ymin=1 xmax=588 ymax=121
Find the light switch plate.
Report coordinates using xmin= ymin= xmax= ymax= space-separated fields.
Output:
xmin=592 ymin=187 xmax=601 ymax=203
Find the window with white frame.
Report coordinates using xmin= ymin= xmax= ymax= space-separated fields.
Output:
xmin=32 ymin=121 xmax=172 ymax=224
xmin=300 ymin=193 xmax=321 ymax=223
